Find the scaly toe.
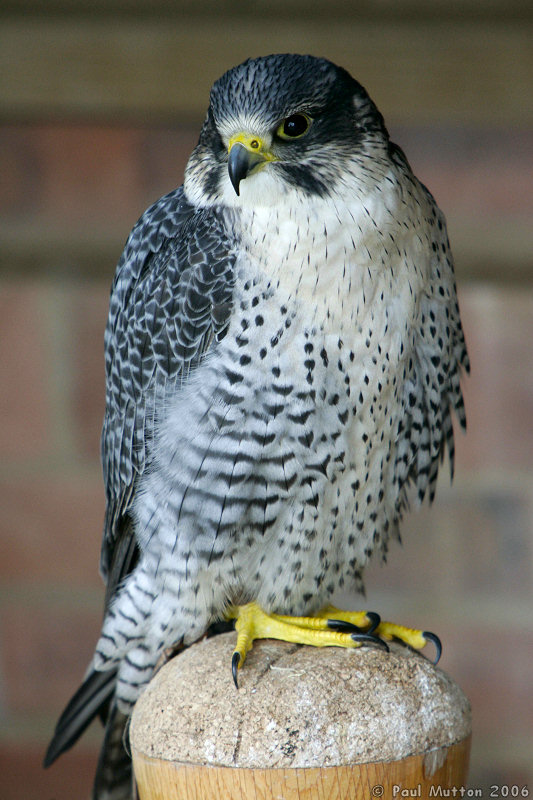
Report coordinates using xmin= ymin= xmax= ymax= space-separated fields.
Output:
xmin=376 ymin=619 xmax=443 ymax=663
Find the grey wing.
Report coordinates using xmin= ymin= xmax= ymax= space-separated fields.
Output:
xmin=100 ymin=187 xmax=236 ymax=601
xmin=396 ymin=193 xmax=469 ymax=515
xmin=416 ymin=189 xmax=469 ymax=491
xmin=387 ymin=143 xmax=469 ymax=517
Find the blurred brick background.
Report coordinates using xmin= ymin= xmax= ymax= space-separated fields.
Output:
xmin=1 ymin=2 xmax=532 ymax=798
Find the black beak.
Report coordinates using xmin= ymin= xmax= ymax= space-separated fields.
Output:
xmin=228 ymin=143 xmax=266 ymax=196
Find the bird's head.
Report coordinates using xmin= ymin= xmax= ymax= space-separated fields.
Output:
xmin=184 ymin=54 xmax=389 ymax=208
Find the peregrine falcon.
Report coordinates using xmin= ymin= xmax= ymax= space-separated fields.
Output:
xmin=44 ymin=54 xmax=468 ymax=799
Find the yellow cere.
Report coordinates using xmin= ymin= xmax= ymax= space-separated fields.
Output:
xmin=228 ymin=133 xmax=278 ymax=161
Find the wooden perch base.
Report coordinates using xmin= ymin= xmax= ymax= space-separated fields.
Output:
xmin=130 ymin=633 xmax=471 ymax=800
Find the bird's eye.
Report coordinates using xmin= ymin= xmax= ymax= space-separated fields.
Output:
xmin=276 ymin=113 xmax=312 ymax=140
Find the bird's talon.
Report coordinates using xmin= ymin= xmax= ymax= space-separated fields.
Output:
xmin=327 ymin=618 xmax=365 ymax=634
xmin=327 ymin=610 xmax=381 ymax=635
xmin=364 ymin=611 xmax=381 ymax=635
xmin=422 ymin=631 xmax=442 ymax=665
xmin=231 ymin=651 xmax=241 ymax=689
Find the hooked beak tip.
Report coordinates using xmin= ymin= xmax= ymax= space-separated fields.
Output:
xmin=227 ymin=142 xmax=249 ymax=195
xmin=228 ymin=141 xmax=270 ymax=196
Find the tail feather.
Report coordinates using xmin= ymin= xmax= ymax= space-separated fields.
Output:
xmin=43 ymin=667 xmax=117 ymax=768
xmin=92 ymin=702 xmax=133 ymax=800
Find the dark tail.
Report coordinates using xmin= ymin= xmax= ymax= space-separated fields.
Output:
xmin=44 ymin=666 xmax=134 ymax=799
xmin=92 ymin=702 xmax=133 ymax=800
xmin=44 ymin=667 xmax=117 ymax=767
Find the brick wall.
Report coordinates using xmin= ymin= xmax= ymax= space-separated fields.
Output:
xmin=2 ymin=4 xmax=532 ymax=798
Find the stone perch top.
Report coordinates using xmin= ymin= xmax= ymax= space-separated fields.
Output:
xmin=130 ymin=632 xmax=471 ymax=769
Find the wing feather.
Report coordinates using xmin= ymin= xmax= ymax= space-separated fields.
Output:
xmin=99 ymin=187 xmax=236 ymax=591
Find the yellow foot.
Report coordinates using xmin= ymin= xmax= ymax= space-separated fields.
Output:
xmin=317 ymin=606 xmax=441 ymax=663
xmin=227 ymin=603 xmax=441 ymax=687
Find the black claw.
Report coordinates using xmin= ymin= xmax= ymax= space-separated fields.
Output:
xmin=327 ymin=611 xmax=381 ymax=635
xmin=422 ymin=631 xmax=442 ymax=665
xmin=327 ymin=619 xmax=364 ymax=634
xmin=364 ymin=611 xmax=381 ymax=635
xmin=351 ymin=632 xmax=390 ymax=653
xmin=231 ymin=651 xmax=240 ymax=689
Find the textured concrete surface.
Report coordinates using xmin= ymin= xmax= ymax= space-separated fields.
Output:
xmin=130 ymin=632 xmax=471 ymax=768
